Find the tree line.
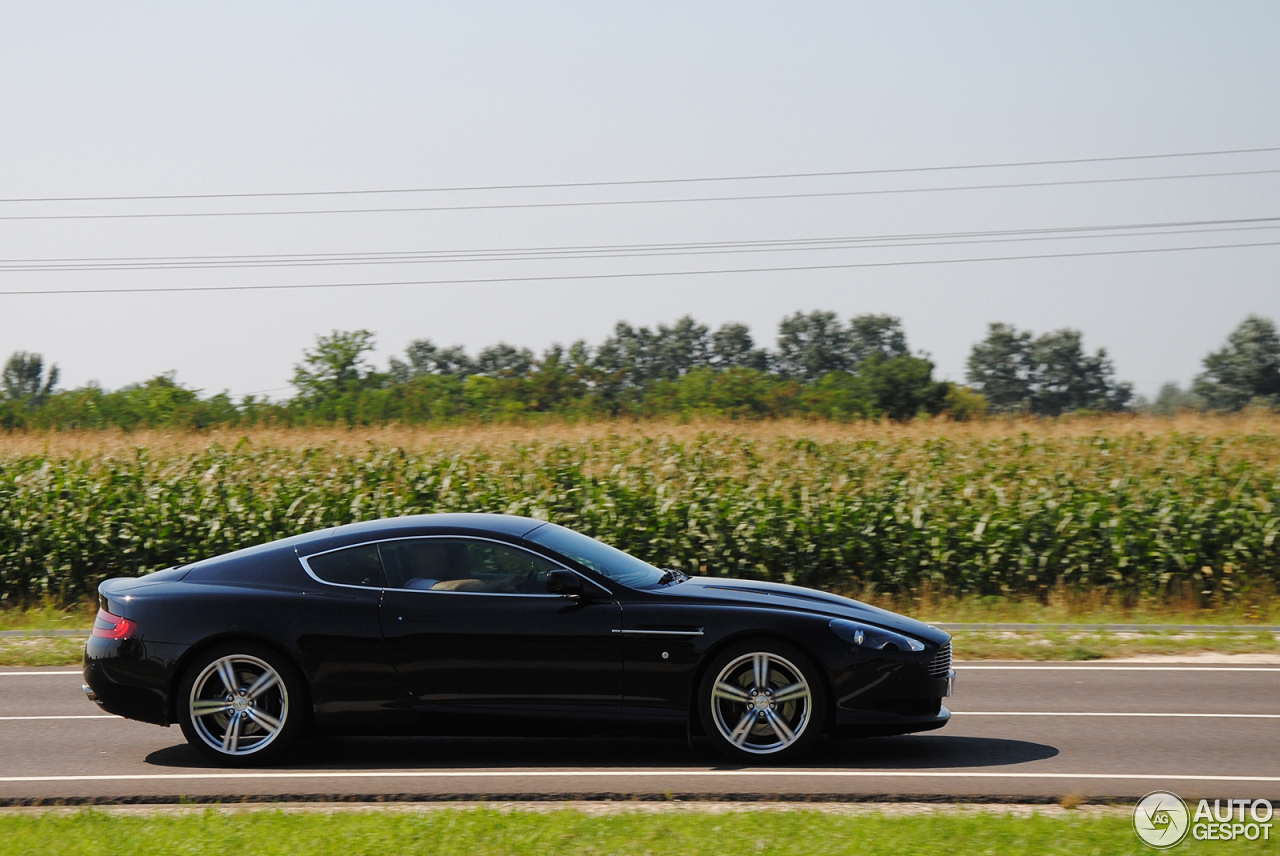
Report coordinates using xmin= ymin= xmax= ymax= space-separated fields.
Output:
xmin=2 ymin=311 xmax=1278 ymax=429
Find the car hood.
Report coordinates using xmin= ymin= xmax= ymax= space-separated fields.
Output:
xmin=654 ymin=576 xmax=949 ymax=645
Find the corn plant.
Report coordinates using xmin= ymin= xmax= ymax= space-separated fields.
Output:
xmin=1 ymin=429 xmax=1277 ymax=603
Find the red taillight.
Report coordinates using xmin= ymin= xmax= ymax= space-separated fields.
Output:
xmin=91 ymin=607 xmax=137 ymax=640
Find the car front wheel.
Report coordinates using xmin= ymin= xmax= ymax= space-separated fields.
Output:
xmin=176 ymin=642 xmax=304 ymax=766
xmin=698 ymin=640 xmax=826 ymax=763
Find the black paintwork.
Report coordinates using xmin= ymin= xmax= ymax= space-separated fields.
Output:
xmin=84 ymin=513 xmax=952 ymax=740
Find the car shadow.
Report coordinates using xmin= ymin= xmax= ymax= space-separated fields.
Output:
xmin=144 ymin=734 xmax=1057 ymax=770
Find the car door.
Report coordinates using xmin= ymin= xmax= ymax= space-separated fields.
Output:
xmin=295 ymin=542 xmax=406 ymax=726
xmin=376 ymin=536 xmax=624 ymax=720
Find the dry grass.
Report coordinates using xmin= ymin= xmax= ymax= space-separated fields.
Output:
xmin=3 ymin=412 xmax=1279 ymax=459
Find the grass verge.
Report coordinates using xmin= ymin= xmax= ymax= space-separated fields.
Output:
xmin=9 ymin=630 xmax=1280 ymax=667
xmin=0 ymin=807 xmax=1257 ymax=856
xmin=0 ymin=636 xmax=87 ymax=667
xmin=0 ymin=601 xmax=95 ymax=632
xmin=4 ymin=598 xmax=1280 ymax=666
xmin=951 ymin=629 xmax=1280 ymax=660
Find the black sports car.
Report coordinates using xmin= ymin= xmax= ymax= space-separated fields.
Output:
xmin=83 ymin=513 xmax=954 ymax=765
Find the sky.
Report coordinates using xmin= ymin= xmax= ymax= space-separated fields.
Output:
xmin=0 ymin=2 xmax=1277 ymax=400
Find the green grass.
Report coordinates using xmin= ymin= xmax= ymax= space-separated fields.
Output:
xmin=6 ymin=630 xmax=1279 ymax=667
xmin=894 ymin=591 xmax=1280 ymax=626
xmin=0 ymin=600 xmax=95 ymax=632
xmin=0 ymin=636 xmax=85 ymax=667
xmin=0 ymin=808 xmax=1258 ymax=856
xmin=952 ymin=629 xmax=1280 ymax=660
xmin=3 ymin=597 xmax=1278 ymax=667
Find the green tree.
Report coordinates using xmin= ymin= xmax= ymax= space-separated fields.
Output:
xmin=1193 ymin=315 xmax=1280 ymax=411
xmin=593 ymin=322 xmax=656 ymax=389
xmin=291 ymin=330 xmax=378 ymax=400
xmin=593 ymin=316 xmax=712 ymax=386
xmin=389 ymin=339 xmax=474 ymax=382
xmin=847 ymin=314 xmax=909 ymax=366
xmin=1140 ymin=382 xmax=1204 ymax=416
xmin=710 ymin=322 xmax=769 ymax=371
xmin=967 ymin=324 xmax=1130 ymax=415
xmin=944 ymin=385 xmax=988 ymax=421
xmin=651 ymin=315 xmax=711 ymax=379
xmin=474 ymin=343 xmax=535 ymax=378
xmin=1029 ymin=329 xmax=1131 ymax=415
xmin=965 ymin=323 xmax=1034 ymax=412
xmin=863 ymin=355 xmax=950 ymax=421
xmin=774 ymin=310 xmax=851 ymax=380
xmin=2 ymin=351 xmax=59 ymax=406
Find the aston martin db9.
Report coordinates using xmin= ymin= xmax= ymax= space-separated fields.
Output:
xmin=83 ymin=513 xmax=954 ymax=765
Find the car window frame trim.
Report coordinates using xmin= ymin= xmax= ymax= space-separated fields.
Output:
xmin=297 ymin=534 xmax=612 ymax=599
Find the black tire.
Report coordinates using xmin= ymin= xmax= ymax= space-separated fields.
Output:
xmin=698 ymin=639 xmax=826 ymax=764
xmin=176 ymin=641 xmax=306 ymax=767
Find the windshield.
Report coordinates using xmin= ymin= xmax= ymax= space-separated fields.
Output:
xmin=525 ymin=523 xmax=667 ymax=588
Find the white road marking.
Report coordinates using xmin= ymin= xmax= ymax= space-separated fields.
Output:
xmin=952 ymin=711 xmax=1280 ymax=718
xmin=0 ymin=770 xmax=1277 ymax=784
xmin=0 ymin=715 xmax=115 ymax=721
xmin=0 ymin=672 xmax=82 ymax=677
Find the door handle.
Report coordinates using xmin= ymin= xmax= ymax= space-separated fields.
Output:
xmin=398 ymin=615 xmax=440 ymax=623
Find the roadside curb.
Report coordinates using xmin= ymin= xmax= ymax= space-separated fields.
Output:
xmin=0 ymin=793 xmax=1133 ymax=810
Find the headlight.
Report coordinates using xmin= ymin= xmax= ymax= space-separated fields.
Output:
xmin=830 ymin=618 xmax=925 ymax=652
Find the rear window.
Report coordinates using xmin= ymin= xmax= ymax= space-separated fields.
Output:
xmin=305 ymin=544 xmax=385 ymax=588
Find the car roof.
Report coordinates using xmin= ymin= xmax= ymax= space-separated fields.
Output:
xmin=292 ymin=512 xmax=546 ymax=556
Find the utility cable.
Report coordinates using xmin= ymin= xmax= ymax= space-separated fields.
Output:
xmin=1 ymin=239 xmax=1275 ymax=297
xmin=5 ymin=212 xmax=1274 ymax=264
xmin=1 ymin=169 xmax=1277 ymax=222
xmin=0 ymin=222 xmax=1276 ymax=273
xmin=2 ymin=145 xmax=1277 ymax=203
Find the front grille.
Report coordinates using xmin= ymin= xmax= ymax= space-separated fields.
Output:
xmin=929 ymin=640 xmax=952 ymax=678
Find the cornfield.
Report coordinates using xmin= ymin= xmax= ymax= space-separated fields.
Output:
xmin=1 ymin=422 xmax=1278 ymax=602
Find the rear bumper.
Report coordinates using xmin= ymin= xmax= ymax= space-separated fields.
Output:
xmin=82 ymin=636 xmax=182 ymax=726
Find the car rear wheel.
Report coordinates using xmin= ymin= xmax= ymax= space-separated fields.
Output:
xmin=698 ymin=640 xmax=826 ymax=763
xmin=177 ymin=642 xmax=304 ymax=766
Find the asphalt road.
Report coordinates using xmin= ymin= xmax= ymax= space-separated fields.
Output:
xmin=1 ymin=663 xmax=1278 ymax=804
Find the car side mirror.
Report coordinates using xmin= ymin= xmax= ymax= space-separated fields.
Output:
xmin=546 ymin=569 xmax=610 ymax=599
xmin=546 ymin=569 xmax=583 ymax=595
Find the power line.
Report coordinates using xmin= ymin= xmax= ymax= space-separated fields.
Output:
xmin=1 ymin=238 xmax=1275 ymax=297
xmin=2 ymin=145 xmax=1277 ymax=203
xmin=1 ymin=168 xmax=1278 ymax=223
xmin=1 ymin=219 xmax=1277 ymax=273
xmin=1 ymin=215 xmax=1273 ymax=267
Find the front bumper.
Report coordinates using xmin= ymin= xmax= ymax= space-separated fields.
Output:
xmin=832 ymin=704 xmax=951 ymax=737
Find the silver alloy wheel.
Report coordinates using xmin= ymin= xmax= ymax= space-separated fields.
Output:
xmin=710 ymin=651 xmax=812 ymax=755
xmin=188 ymin=654 xmax=289 ymax=756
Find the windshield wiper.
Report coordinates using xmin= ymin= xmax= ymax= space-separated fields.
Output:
xmin=657 ymin=568 xmax=688 ymax=586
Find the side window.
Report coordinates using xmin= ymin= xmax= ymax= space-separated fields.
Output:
xmin=379 ymin=538 xmax=561 ymax=594
xmin=306 ymin=544 xmax=385 ymax=588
